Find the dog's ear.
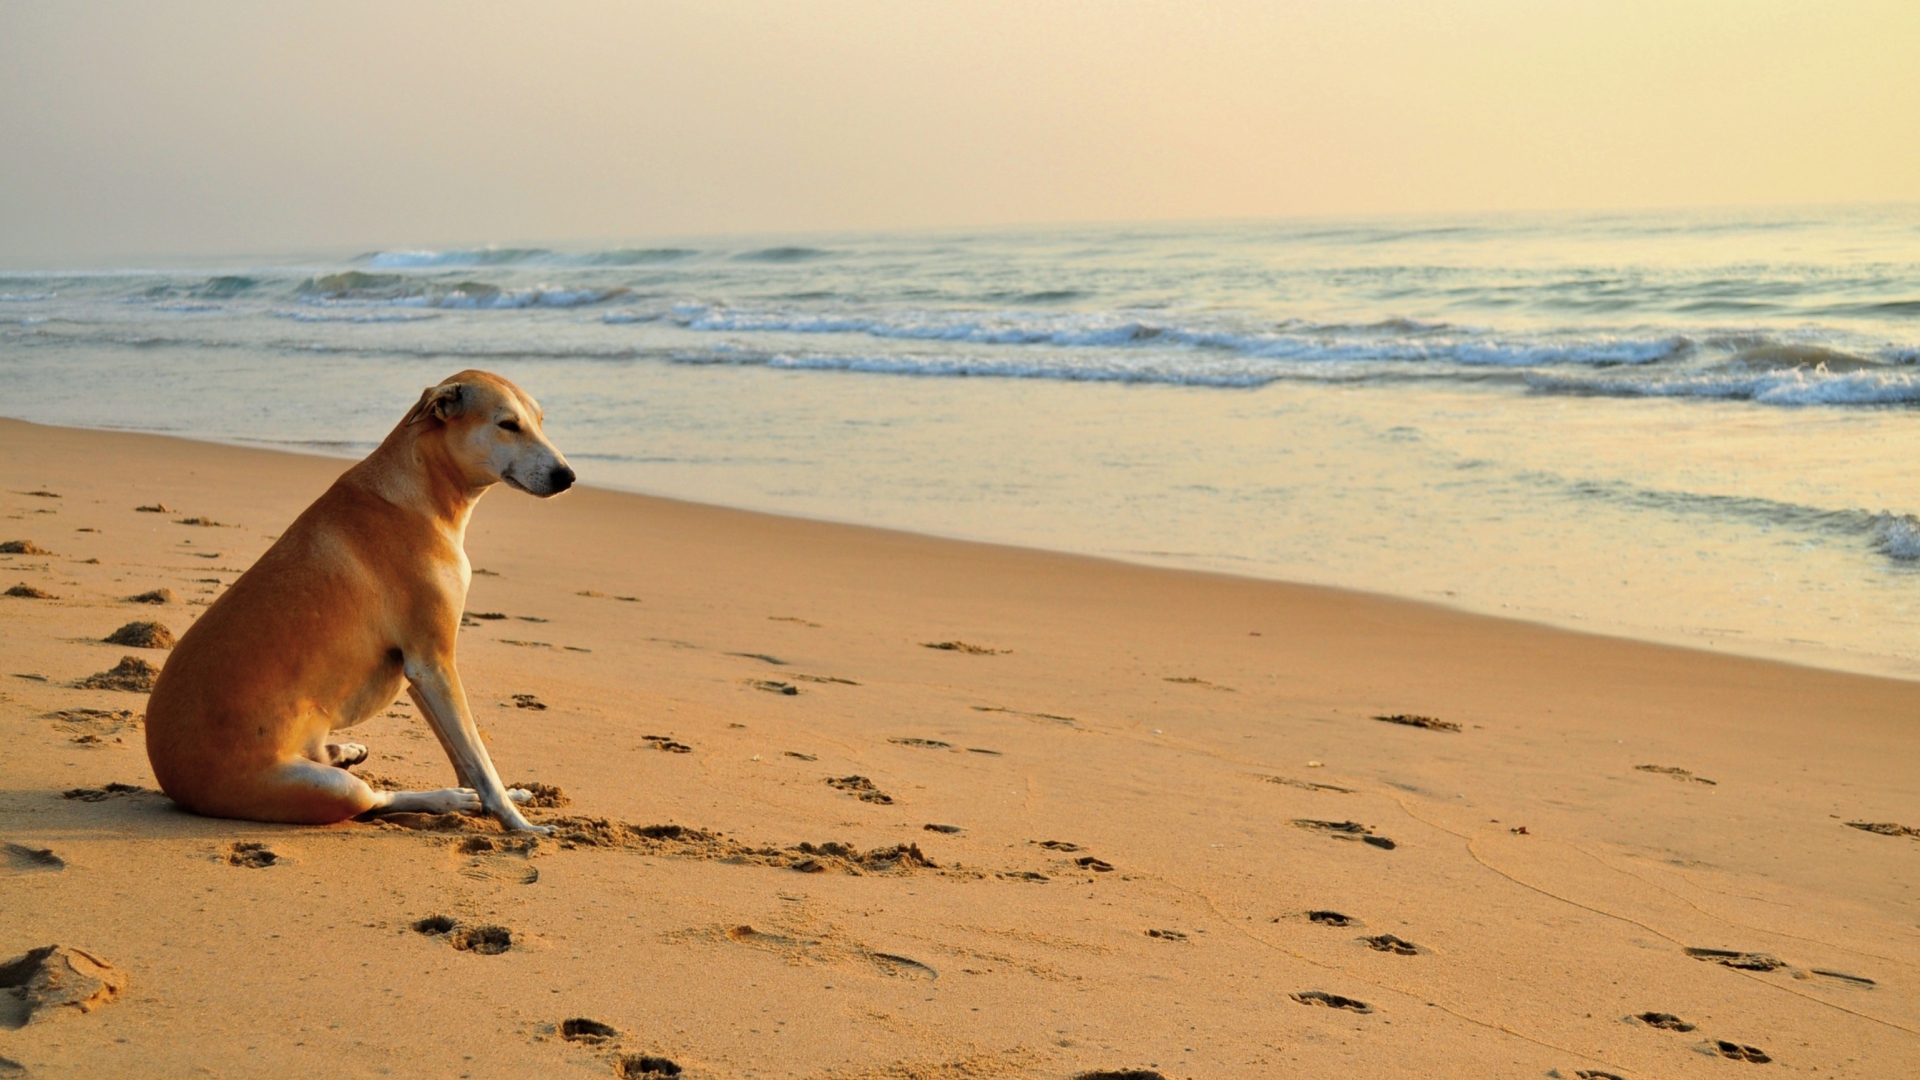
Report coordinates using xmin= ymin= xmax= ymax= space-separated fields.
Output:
xmin=404 ymin=383 xmax=467 ymax=426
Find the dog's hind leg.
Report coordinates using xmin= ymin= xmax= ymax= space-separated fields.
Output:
xmin=219 ymin=758 xmax=478 ymax=824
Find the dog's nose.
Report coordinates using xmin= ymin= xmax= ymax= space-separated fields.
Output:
xmin=548 ymin=465 xmax=575 ymax=493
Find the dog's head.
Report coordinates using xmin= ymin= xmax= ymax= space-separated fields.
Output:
xmin=404 ymin=370 xmax=575 ymax=497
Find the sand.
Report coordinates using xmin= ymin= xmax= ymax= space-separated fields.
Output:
xmin=1 ymin=415 xmax=1917 ymax=1079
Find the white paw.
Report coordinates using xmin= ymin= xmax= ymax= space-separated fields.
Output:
xmin=507 ymin=787 xmax=533 ymax=804
xmin=433 ymin=787 xmax=482 ymax=813
xmin=328 ymin=742 xmax=369 ymax=768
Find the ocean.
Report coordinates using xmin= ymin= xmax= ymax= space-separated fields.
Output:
xmin=4 ymin=206 xmax=1918 ymax=676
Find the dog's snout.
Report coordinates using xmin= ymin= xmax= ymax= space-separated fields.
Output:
xmin=549 ymin=464 xmax=576 ymax=494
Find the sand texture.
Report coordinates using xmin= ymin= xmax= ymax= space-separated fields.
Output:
xmin=2 ymin=416 xmax=1917 ymax=1079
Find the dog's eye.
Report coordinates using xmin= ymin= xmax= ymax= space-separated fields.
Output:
xmin=498 ymin=419 xmax=522 ymax=433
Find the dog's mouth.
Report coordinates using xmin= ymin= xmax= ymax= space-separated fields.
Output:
xmin=500 ymin=469 xmax=532 ymax=494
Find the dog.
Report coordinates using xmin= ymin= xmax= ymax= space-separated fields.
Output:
xmin=145 ymin=370 xmax=573 ymax=833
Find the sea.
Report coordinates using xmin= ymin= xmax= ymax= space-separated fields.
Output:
xmin=4 ymin=206 xmax=1919 ymax=677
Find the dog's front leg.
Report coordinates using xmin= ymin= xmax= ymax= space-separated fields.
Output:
xmin=405 ymin=658 xmax=550 ymax=834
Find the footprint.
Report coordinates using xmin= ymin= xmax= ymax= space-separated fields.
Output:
xmin=1291 ymin=990 xmax=1373 ymax=1013
xmin=825 ymin=776 xmax=894 ymax=804
xmin=1359 ymin=934 xmax=1420 ymax=955
xmin=451 ymin=925 xmax=513 ymax=955
xmin=971 ymin=705 xmax=1077 ymax=725
xmin=1372 ymin=714 xmax=1460 ymax=732
xmin=1074 ymin=856 xmax=1114 ymax=872
xmin=1575 ymin=1071 xmax=1625 ymax=1080
xmin=999 ymin=871 xmax=1049 ymax=883
xmin=923 ymin=824 xmax=963 ymax=834
xmin=0 ymin=945 xmax=126 ymax=1027
xmin=510 ymin=694 xmax=547 ymax=710
xmin=1074 ymin=1072 xmax=1167 ymax=1080
xmin=412 ymin=915 xmax=457 ymax=935
xmin=727 ymin=652 xmax=788 ymax=666
xmin=1145 ymin=929 xmax=1187 ymax=942
xmin=921 ymin=641 xmax=1004 ymax=655
xmin=1291 ymin=819 xmax=1396 ymax=849
xmin=783 ymin=751 xmax=818 ymax=762
xmin=1163 ymin=677 xmax=1235 ymax=691
xmin=5 ymin=584 xmax=56 ymax=599
xmin=791 ymin=674 xmax=859 ymax=685
xmin=1035 ymin=840 xmax=1084 ymax=852
xmin=750 ymin=680 xmax=799 ymax=696
xmin=1306 ymin=910 xmax=1357 ymax=927
xmin=467 ymin=611 xmax=508 ymax=620
xmin=1635 ymin=764 xmax=1717 ymax=785
xmin=1263 ymin=775 xmax=1356 ymax=794
xmin=615 ymin=1055 xmax=683 ymax=1078
xmin=3 ymin=844 xmax=64 ymax=874
xmin=1713 ymin=1041 xmax=1771 ymax=1064
xmin=226 ymin=842 xmax=277 ymax=868
xmin=725 ymin=924 xmax=935 ymax=979
xmin=768 ymin=616 xmax=820 ymax=627
xmin=1684 ymin=947 xmax=1785 ymax=971
xmin=642 ymin=735 xmax=693 ymax=753
xmin=125 ymin=589 xmax=174 ymax=604
xmin=1845 ymin=821 xmax=1919 ymax=838
xmin=560 ymin=1018 xmax=618 ymax=1044
xmin=890 ymin=737 xmax=954 ymax=749
xmin=61 ymin=783 xmax=144 ymax=803
xmin=867 ymin=952 xmax=938 ymax=979
xmin=1633 ymin=1012 xmax=1696 ymax=1031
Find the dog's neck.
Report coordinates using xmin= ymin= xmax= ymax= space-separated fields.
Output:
xmin=353 ymin=424 xmax=492 ymax=540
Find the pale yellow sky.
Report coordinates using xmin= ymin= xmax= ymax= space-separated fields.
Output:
xmin=1 ymin=0 xmax=1914 ymax=261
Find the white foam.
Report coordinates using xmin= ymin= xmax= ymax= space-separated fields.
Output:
xmin=1871 ymin=513 xmax=1920 ymax=559
xmin=1530 ymin=366 xmax=1920 ymax=406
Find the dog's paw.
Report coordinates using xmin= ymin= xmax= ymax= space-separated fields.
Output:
xmin=507 ymin=787 xmax=533 ymax=804
xmin=326 ymin=742 xmax=369 ymax=768
xmin=426 ymin=787 xmax=482 ymax=814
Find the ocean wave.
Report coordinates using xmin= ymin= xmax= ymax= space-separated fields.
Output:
xmin=1527 ymin=365 xmax=1920 ymax=406
xmin=297 ymin=271 xmax=627 ymax=309
xmin=1871 ymin=513 xmax=1920 ymax=559
xmin=656 ymin=304 xmax=1692 ymax=367
xmin=733 ymin=246 xmax=831 ymax=263
xmin=0 ymin=293 xmax=53 ymax=302
xmin=269 ymin=309 xmax=442 ymax=323
xmin=365 ymin=248 xmax=554 ymax=268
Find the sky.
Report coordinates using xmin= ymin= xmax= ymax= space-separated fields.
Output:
xmin=2 ymin=0 xmax=1915 ymax=263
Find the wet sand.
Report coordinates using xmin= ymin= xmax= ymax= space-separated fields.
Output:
xmin=2 ymin=416 xmax=1917 ymax=1078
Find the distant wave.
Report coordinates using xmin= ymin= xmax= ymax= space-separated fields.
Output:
xmin=645 ymin=303 xmax=1694 ymax=368
xmin=0 ymin=293 xmax=54 ymax=302
xmin=362 ymin=247 xmax=697 ymax=268
xmin=732 ymin=246 xmax=831 ymax=263
xmin=297 ymin=271 xmax=627 ymax=309
xmin=365 ymin=248 xmax=554 ymax=269
xmin=269 ymin=309 xmax=442 ymax=323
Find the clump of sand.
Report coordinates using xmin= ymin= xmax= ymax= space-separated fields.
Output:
xmin=103 ymin=621 xmax=175 ymax=649
xmin=75 ymin=656 xmax=161 ymax=692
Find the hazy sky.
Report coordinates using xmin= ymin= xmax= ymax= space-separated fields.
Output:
xmin=2 ymin=1 xmax=1914 ymax=263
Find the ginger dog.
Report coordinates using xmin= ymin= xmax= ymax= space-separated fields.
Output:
xmin=145 ymin=370 xmax=574 ymax=832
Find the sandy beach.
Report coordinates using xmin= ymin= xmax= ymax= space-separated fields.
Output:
xmin=2 ymin=415 xmax=1917 ymax=1079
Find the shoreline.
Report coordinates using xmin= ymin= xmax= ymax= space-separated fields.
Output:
xmin=3 ymin=416 xmax=1918 ymax=1077
xmin=14 ymin=415 xmax=1916 ymax=685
